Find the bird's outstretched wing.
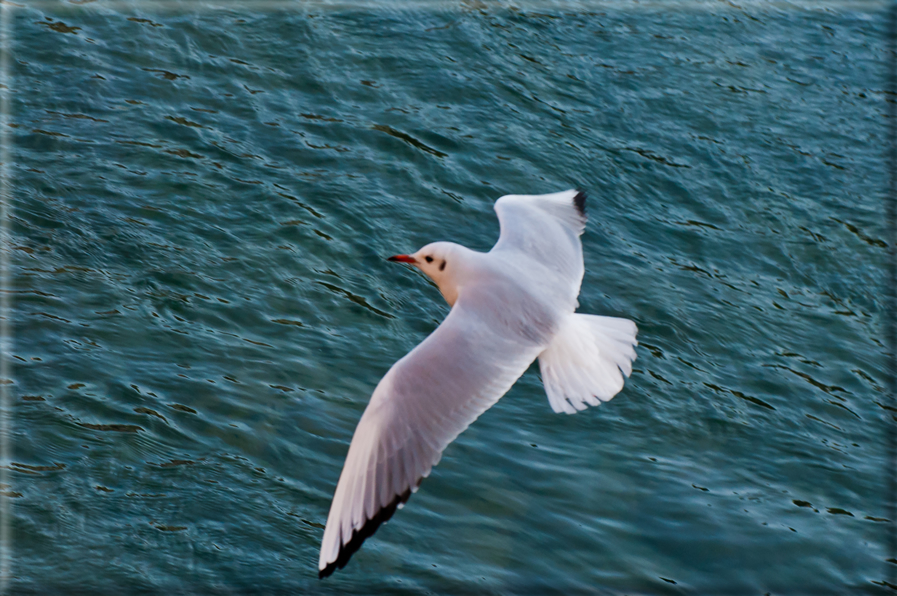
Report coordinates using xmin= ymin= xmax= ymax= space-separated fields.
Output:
xmin=491 ymin=189 xmax=586 ymax=304
xmin=318 ymin=288 xmax=544 ymax=578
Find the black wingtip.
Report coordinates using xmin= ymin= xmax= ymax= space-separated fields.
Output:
xmin=573 ymin=190 xmax=587 ymax=219
xmin=318 ymin=488 xmax=413 ymax=580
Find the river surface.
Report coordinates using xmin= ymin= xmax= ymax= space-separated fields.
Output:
xmin=11 ymin=1 xmax=893 ymax=594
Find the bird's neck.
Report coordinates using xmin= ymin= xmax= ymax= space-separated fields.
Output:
xmin=433 ymin=245 xmax=481 ymax=308
xmin=439 ymin=280 xmax=459 ymax=307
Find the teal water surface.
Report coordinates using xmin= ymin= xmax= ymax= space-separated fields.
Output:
xmin=11 ymin=1 xmax=892 ymax=594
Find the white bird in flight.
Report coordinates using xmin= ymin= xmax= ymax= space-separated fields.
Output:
xmin=318 ymin=189 xmax=638 ymax=578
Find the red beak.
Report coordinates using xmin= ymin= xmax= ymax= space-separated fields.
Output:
xmin=388 ymin=254 xmax=417 ymax=264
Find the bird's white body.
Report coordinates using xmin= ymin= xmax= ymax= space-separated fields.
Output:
xmin=318 ymin=190 xmax=638 ymax=577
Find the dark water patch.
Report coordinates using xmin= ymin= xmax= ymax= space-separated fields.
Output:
xmin=703 ymin=383 xmax=775 ymax=411
xmin=621 ymin=146 xmax=691 ymax=168
xmin=77 ymin=423 xmax=144 ymax=433
xmin=762 ymin=364 xmax=848 ymax=396
xmin=31 ymin=128 xmax=69 ymax=139
xmin=674 ymin=220 xmax=722 ymax=231
xmin=301 ymin=518 xmax=326 ymax=530
xmin=37 ymin=19 xmax=80 ymax=35
xmin=676 ymin=357 xmax=706 ymax=373
xmin=793 ymin=500 xmax=817 ymax=511
xmin=156 ymin=460 xmax=195 ymax=468
xmin=142 ymin=68 xmax=189 ymax=81
xmin=304 ymin=141 xmax=350 ymax=153
xmin=647 ymin=370 xmax=672 ymax=385
xmin=128 ymin=17 xmax=164 ymax=28
xmin=672 ymin=259 xmax=712 ymax=278
xmin=134 ymin=407 xmax=168 ymax=423
xmin=272 ymin=318 xmax=304 ymax=327
xmin=165 ymin=116 xmax=207 ymax=129
xmin=153 ymin=524 xmax=188 ymax=532
xmin=715 ymin=82 xmax=768 ymax=95
xmin=730 ymin=390 xmax=775 ymax=411
xmin=46 ymin=111 xmax=109 ymax=124
xmin=165 ymin=148 xmax=204 ymax=159
xmin=301 ymin=113 xmax=343 ymax=123
xmin=1 ymin=287 xmax=57 ymax=297
xmin=274 ymin=190 xmax=324 ymax=219
xmin=316 ymin=281 xmax=394 ymax=319
xmin=115 ymin=139 xmax=163 ymax=149
xmin=169 ymin=404 xmax=197 ymax=414
xmin=827 ymin=400 xmax=860 ymax=419
xmin=6 ymin=467 xmax=38 ymax=476
xmin=640 ymin=342 xmax=665 ymax=359
xmin=805 ymin=414 xmax=841 ymax=432
xmin=831 ymin=217 xmax=888 ymax=249
xmin=372 ymin=124 xmax=448 ymax=158
xmin=11 ymin=463 xmax=66 ymax=474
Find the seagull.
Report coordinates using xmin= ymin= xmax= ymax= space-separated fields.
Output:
xmin=318 ymin=189 xmax=638 ymax=578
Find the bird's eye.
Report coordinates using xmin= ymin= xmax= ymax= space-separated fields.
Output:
xmin=424 ymin=256 xmax=433 ymax=263
xmin=439 ymin=260 xmax=446 ymax=272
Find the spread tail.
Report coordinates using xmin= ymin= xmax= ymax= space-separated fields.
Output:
xmin=538 ymin=314 xmax=638 ymax=414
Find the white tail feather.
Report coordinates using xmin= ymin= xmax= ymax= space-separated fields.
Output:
xmin=538 ymin=314 xmax=638 ymax=414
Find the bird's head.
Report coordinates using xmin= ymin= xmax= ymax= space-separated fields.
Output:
xmin=388 ymin=241 xmax=461 ymax=306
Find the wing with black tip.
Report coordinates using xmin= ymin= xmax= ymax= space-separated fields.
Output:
xmin=318 ymin=291 xmax=542 ymax=578
xmin=491 ymin=189 xmax=587 ymax=302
